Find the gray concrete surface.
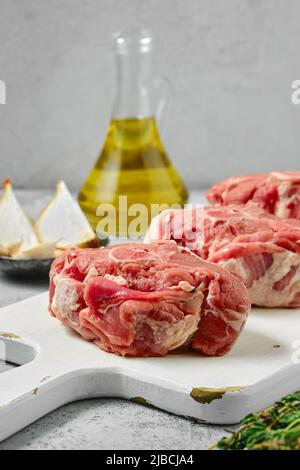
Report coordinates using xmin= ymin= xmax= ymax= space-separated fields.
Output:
xmin=1 ymin=0 xmax=300 ymax=192
xmin=0 ymin=397 xmax=227 ymax=450
xmin=0 ymin=190 xmax=230 ymax=450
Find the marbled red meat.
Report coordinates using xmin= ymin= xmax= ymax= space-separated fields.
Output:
xmin=145 ymin=206 xmax=300 ymax=307
xmin=206 ymin=172 xmax=300 ymax=219
xmin=49 ymin=241 xmax=250 ymax=357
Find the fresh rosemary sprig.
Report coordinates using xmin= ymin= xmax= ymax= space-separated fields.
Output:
xmin=215 ymin=391 xmax=300 ymax=450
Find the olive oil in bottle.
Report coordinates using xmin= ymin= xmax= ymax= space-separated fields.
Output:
xmin=78 ymin=30 xmax=188 ymax=238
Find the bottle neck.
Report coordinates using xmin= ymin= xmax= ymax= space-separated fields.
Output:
xmin=112 ymin=49 xmax=153 ymax=120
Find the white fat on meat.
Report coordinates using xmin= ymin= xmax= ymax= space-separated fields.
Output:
xmin=135 ymin=313 xmax=199 ymax=351
xmin=84 ymin=269 xmax=128 ymax=287
xmin=276 ymin=193 xmax=300 ymax=219
xmin=52 ymin=276 xmax=81 ymax=319
xmin=103 ymin=274 xmax=127 ymax=286
xmin=205 ymin=290 xmax=245 ymax=333
xmin=84 ymin=267 xmax=99 ymax=283
xmin=275 ymin=182 xmax=293 ymax=218
xmin=170 ymin=280 xmax=196 ymax=292
xmin=220 ymin=251 xmax=300 ymax=307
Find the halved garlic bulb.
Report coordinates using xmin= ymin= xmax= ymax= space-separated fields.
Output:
xmin=0 ymin=180 xmax=39 ymax=256
xmin=14 ymin=242 xmax=57 ymax=259
xmin=36 ymin=181 xmax=97 ymax=250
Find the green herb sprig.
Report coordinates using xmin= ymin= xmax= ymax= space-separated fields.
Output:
xmin=215 ymin=391 xmax=300 ymax=450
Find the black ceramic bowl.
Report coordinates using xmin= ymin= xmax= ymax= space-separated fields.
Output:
xmin=0 ymin=236 xmax=109 ymax=278
xmin=0 ymin=256 xmax=54 ymax=277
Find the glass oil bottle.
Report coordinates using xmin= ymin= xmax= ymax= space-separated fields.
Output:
xmin=78 ymin=30 xmax=188 ymax=239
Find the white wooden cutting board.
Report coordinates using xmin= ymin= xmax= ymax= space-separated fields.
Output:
xmin=0 ymin=292 xmax=300 ymax=442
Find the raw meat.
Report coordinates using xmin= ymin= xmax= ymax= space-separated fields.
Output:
xmin=145 ymin=205 xmax=300 ymax=307
xmin=206 ymin=171 xmax=300 ymax=219
xmin=49 ymin=241 xmax=250 ymax=357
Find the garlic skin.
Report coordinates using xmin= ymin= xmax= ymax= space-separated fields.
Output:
xmin=36 ymin=181 xmax=97 ymax=250
xmin=14 ymin=242 xmax=58 ymax=260
xmin=0 ymin=180 xmax=39 ymax=256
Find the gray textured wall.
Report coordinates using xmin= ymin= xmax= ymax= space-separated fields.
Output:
xmin=1 ymin=0 xmax=300 ymax=191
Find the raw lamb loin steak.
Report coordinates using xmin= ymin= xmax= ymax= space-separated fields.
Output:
xmin=206 ymin=171 xmax=300 ymax=219
xmin=49 ymin=241 xmax=250 ymax=357
xmin=145 ymin=206 xmax=300 ymax=307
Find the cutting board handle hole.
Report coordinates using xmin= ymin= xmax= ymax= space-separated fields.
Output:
xmin=0 ymin=337 xmax=39 ymax=367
